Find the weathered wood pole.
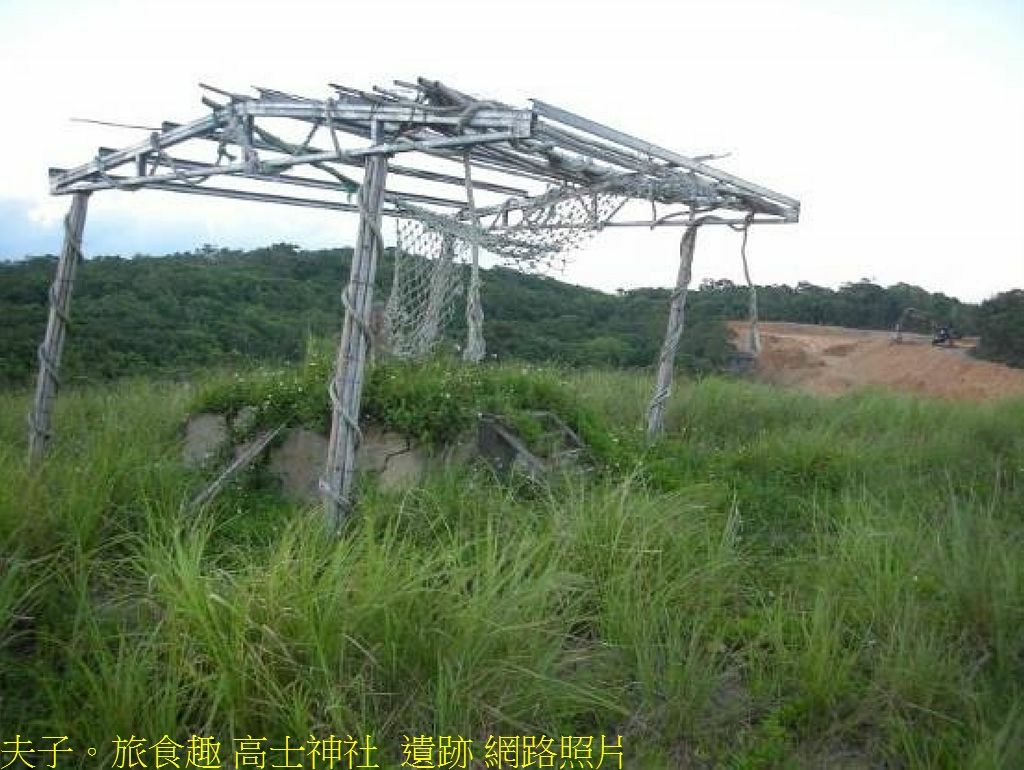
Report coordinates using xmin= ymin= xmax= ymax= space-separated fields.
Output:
xmin=27 ymin=192 xmax=90 ymax=466
xmin=462 ymin=154 xmax=485 ymax=363
xmin=323 ymin=149 xmax=389 ymax=530
xmin=739 ymin=218 xmax=761 ymax=355
xmin=646 ymin=221 xmax=700 ymax=439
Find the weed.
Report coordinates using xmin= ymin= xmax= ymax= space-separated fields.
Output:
xmin=1 ymin=364 xmax=1021 ymax=767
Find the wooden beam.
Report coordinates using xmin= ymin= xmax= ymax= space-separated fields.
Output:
xmin=49 ymin=169 xmax=468 ymax=217
xmin=52 ymin=130 xmax=526 ymax=193
xmin=532 ymin=100 xmax=800 ymax=216
xmin=188 ymin=425 xmax=284 ymax=510
xmin=486 ymin=215 xmax=789 ymax=229
xmin=140 ymin=156 xmax=469 ymax=209
xmin=463 ymin=154 xmax=486 ymax=362
xmin=87 ymin=125 xmax=531 ymax=198
xmin=205 ymin=131 xmax=529 ymax=195
xmin=647 ymin=221 xmax=700 ymax=439
xmin=237 ymin=101 xmax=534 ymax=136
xmin=28 ymin=192 xmax=90 ymax=465
xmin=323 ymin=144 xmax=389 ymax=530
xmin=50 ymin=115 xmax=220 ymax=193
xmin=50 ymin=173 xmax=363 ymax=212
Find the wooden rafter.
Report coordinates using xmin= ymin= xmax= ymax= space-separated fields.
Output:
xmin=47 ymin=78 xmax=799 ymax=228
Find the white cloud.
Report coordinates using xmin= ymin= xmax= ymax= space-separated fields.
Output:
xmin=1 ymin=0 xmax=1021 ymax=301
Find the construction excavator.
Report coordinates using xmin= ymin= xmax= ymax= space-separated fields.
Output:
xmin=893 ymin=307 xmax=957 ymax=346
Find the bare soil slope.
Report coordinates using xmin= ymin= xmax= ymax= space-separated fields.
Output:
xmin=729 ymin=321 xmax=1024 ymax=401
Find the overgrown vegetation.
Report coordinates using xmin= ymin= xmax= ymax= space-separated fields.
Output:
xmin=974 ymin=289 xmax=1024 ymax=368
xmin=2 ymin=360 xmax=1021 ymax=768
xmin=0 ymin=244 xmax=988 ymax=386
xmin=194 ymin=347 xmax=621 ymax=468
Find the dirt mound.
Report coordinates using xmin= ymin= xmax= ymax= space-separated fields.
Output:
xmin=729 ymin=321 xmax=1024 ymax=401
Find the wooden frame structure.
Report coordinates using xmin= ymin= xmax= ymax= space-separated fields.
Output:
xmin=32 ymin=77 xmax=799 ymax=529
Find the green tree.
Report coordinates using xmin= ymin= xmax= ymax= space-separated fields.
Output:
xmin=974 ymin=290 xmax=1024 ymax=367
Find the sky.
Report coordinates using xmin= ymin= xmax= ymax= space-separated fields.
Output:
xmin=0 ymin=0 xmax=1021 ymax=302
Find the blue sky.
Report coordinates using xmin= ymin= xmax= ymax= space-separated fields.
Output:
xmin=1 ymin=0 xmax=1021 ymax=301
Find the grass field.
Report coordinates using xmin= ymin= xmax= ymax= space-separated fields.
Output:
xmin=1 ymin=362 xmax=1021 ymax=768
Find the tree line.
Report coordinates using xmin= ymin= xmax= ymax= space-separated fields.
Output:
xmin=1 ymin=243 xmax=1018 ymax=387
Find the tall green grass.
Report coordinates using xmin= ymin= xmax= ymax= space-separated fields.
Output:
xmin=1 ymin=366 xmax=1021 ymax=768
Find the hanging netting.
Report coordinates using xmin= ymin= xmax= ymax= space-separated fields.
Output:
xmin=383 ymin=188 xmax=627 ymax=359
xmin=384 ymin=219 xmax=469 ymax=359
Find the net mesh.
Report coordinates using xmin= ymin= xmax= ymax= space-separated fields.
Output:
xmin=384 ymin=220 xmax=468 ymax=359
xmin=383 ymin=189 xmax=626 ymax=359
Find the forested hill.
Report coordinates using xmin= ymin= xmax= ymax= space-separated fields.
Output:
xmin=0 ymin=243 xmax=988 ymax=386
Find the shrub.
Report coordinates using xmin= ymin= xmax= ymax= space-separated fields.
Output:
xmin=974 ymin=289 xmax=1024 ymax=368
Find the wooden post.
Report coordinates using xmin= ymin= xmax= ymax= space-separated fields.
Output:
xmin=322 ymin=141 xmax=389 ymax=530
xmin=27 ymin=192 xmax=90 ymax=466
xmin=462 ymin=154 xmax=486 ymax=362
xmin=647 ymin=221 xmax=700 ymax=439
xmin=739 ymin=218 xmax=761 ymax=355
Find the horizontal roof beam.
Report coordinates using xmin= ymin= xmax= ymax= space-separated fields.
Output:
xmin=51 ymin=129 xmax=526 ymax=193
xmin=236 ymin=101 xmax=533 ymax=136
xmin=50 ymin=164 xmax=468 ymax=211
xmin=195 ymin=128 xmax=530 ymax=196
xmin=52 ymin=175 xmax=418 ymax=218
xmin=45 ymin=80 xmax=800 ymax=232
xmin=532 ymin=99 xmax=800 ymax=217
xmin=51 ymin=115 xmax=221 ymax=195
xmin=51 ymin=99 xmax=533 ymax=192
xmin=144 ymin=156 xmax=468 ymax=209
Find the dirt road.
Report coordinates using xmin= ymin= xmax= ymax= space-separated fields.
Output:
xmin=728 ymin=321 xmax=1024 ymax=401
